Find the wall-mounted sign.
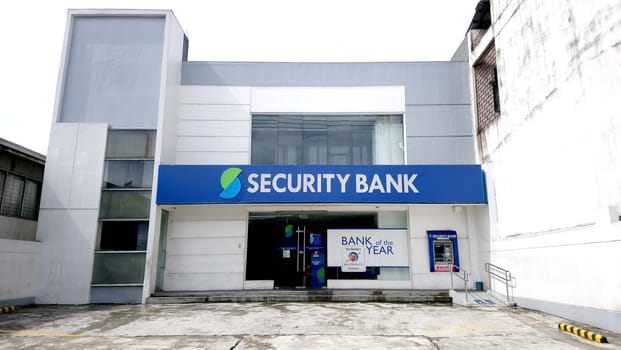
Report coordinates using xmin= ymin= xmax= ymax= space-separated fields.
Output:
xmin=341 ymin=246 xmax=366 ymax=272
xmin=156 ymin=165 xmax=487 ymax=204
xmin=327 ymin=229 xmax=409 ymax=270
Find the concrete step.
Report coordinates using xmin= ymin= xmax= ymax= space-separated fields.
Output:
xmin=146 ymin=289 xmax=452 ymax=304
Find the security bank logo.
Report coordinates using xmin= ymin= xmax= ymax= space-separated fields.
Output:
xmin=348 ymin=252 xmax=359 ymax=262
xmin=284 ymin=224 xmax=294 ymax=238
xmin=219 ymin=168 xmax=242 ymax=199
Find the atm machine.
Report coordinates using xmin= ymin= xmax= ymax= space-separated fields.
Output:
xmin=427 ymin=230 xmax=460 ymax=272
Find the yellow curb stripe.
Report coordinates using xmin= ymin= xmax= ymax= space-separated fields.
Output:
xmin=0 ymin=307 xmax=16 ymax=314
xmin=0 ymin=329 xmax=81 ymax=337
xmin=558 ymin=323 xmax=608 ymax=344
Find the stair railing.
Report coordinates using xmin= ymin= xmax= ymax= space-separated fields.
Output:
xmin=449 ymin=264 xmax=471 ymax=302
xmin=485 ymin=262 xmax=512 ymax=304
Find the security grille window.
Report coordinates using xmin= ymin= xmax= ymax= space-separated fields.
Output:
xmin=251 ymin=115 xmax=404 ymax=165
xmin=0 ymin=171 xmax=41 ymax=219
xmin=92 ymin=130 xmax=155 ymax=286
xmin=1 ymin=174 xmax=24 ymax=216
xmin=20 ymin=180 xmax=40 ymax=218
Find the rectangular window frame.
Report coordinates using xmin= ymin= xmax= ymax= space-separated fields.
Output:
xmin=0 ymin=170 xmax=41 ymax=220
xmin=93 ymin=128 xmax=156 ymax=288
xmin=251 ymin=114 xmax=404 ymax=166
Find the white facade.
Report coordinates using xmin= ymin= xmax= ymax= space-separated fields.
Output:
xmin=35 ymin=9 xmax=487 ymax=310
xmin=476 ymin=0 xmax=621 ymax=333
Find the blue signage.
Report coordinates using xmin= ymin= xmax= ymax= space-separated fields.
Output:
xmin=156 ymin=165 xmax=486 ymax=204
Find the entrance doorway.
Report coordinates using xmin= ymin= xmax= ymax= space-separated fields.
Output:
xmin=246 ymin=212 xmax=377 ymax=289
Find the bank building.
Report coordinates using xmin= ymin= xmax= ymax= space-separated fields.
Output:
xmin=36 ymin=9 xmax=488 ymax=304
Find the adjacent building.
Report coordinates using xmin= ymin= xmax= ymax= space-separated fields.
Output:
xmin=0 ymin=138 xmax=44 ymax=307
xmin=468 ymin=0 xmax=621 ymax=334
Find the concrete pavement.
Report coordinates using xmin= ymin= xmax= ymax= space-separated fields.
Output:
xmin=0 ymin=303 xmax=618 ymax=349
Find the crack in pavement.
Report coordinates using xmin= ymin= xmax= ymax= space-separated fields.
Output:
xmin=229 ymin=336 xmax=243 ymax=350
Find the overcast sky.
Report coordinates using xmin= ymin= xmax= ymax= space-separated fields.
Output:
xmin=0 ymin=0 xmax=479 ymax=155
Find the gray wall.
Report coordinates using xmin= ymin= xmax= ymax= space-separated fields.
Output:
xmin=182 ymin=61 xmax=475 ymax=164
xmin=59 ymin=16 xmax=165 ymax=128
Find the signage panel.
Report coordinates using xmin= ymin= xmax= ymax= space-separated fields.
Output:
xmin=156 ymin=165 xmax=487 ymax=204
xmin=327 ymin=229 xmax=409 ymax=269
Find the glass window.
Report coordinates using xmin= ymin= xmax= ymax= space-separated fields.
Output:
xmin=99 ymin=221 xmax=149 ymax=251
xmin=251 ymin=115 xmax=278 ymax=164
xmin=91 ymin=252 xmax=146 ymax=284
xmin=103 ymin=160 xmax=154 ymax=189
xmin=106 ymin=130 xmax=156 ymax=159
xmin=21 ymin=180 xmax=39 ymax=219
xmin=277 ymin=116 xmax=303 ymax=165
xmin=327 ymin=118 xmax=353 ymax=165
xmin=100 ymin=191 xmax=151 ymax=219
xmin=251 ymin=115 xmax=403 ymax=165
xmin=59 ymin=17 xmax=164 ymax=128
xmin=0 ymin=171 xmax=5 ymax=205
xmin=0 ymin=174 xmax=24 ymax=216
xmin=303 ymin=117 xmax=328 ymax=164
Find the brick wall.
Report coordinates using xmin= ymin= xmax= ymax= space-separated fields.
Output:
xmin=473 ymin=41 xmax=500 ymax=132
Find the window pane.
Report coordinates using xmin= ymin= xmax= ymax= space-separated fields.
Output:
xmin=21 ymin=180 xmax=40 ymax=219
xmin=0 ymin=171 xmax=5 ymax=205
xmin=106 ymin=130 xmax=156 ymax=159
xmin=103 ymin=160 xmax=154 ymax=188
xmin=328 ymin=119 xmax=352 ymax=165
xmin=0 ymin=174 xmax=24 ymax=216
xmin=352 ymin=117 xmax=374 ymax=165
xmin=251 ymin=115 xmax=277 ymax=164
xmin=374 ymin=115 xmax=404 ymax=164
xmin=92 ymin=252 xmax=146 ymax=284
xmin=99 ymin=221 xmax=149 ymax=251
xmin=100 ymin=191 xmax=151 ymax=219
xmin=277 ymin=116 xmax=303 ymax=165
xmin=303 ymin=117 xmax=327 ymax=164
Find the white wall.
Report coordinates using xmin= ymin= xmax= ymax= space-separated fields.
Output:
xmin=36 ymin=123 xmax=107 ymax=304
xmin=0 ymin=239 xmax=40 ymax=306
xmin=480 ymin=0 xmax=621 ymax=332
xmin=176 ymin=86 xmax=251 ymax=165
xmin=408 ymin=205 xmax=479 ymax=289
xmin=143 ymin=11 xmax=187 ymax=302
xmin=162 ymin=206 xmax=247 ymax=291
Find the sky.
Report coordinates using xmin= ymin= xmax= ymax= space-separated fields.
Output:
xmin=0 ymin=0 xmax=479 ymax=155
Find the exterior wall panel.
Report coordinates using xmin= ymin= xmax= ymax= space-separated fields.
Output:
xmin=407 ymin=137 xmax=476 ymax=164
xmin=162 ymin=207 xmax=246 ymax=291
xmin=0 ymin=239 xmax=40 ymax=307
xmin=36 ymin=123 xmax=107 ymax=304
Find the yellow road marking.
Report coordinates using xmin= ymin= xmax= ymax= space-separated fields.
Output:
xmin=0 ymin=329 xmax=81 ymax=337
xmin=528 ymin=321 xmax=544 ymax=325
xmin=424 ymin=325 xmax=488 ymax=335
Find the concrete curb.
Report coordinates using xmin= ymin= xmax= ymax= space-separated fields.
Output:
xmin=0 ymin=307 xmax=16 ymax=314
xmin=559 ymin=323 xmax=608 ymax=343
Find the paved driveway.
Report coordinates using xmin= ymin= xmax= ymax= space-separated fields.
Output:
xmin=0 ymin=303 xmax=618 ymax=349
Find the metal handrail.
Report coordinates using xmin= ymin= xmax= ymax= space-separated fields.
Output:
xmin=485 ymin=262 xmax=512 ymax=304
xmin=449 ymin=264 xmax=471 ymax=302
